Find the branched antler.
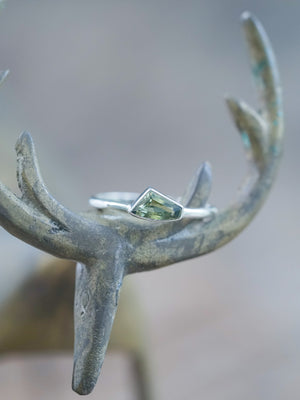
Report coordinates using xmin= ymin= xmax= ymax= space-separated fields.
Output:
xmin=2 ymin=131 xmax=109 ymax=261
xmin=0 ymin=12 xmax=283 ymax=395
xmin=128 ymin=12 xmax=283 ymax=272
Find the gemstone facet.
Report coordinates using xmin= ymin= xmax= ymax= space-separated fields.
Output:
xmin=130 ymin=188 xmax=182 ymax=221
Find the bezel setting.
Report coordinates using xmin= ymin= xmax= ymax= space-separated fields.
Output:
xmin=130 ymin=188 xmax=183 ymax=221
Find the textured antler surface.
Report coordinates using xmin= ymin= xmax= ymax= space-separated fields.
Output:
xmin=128 ymin=12 xmax=283 ymax=273
xmin=0 ymin=12 xmax=283 ymax=395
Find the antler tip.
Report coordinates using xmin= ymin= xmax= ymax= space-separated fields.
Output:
xmin=0 ymin=69 xmax=9 ymax=86
xmin=15 ymin=131 xmax=34 ymax=154
xmin=196 ymin=161 xmax=212 ymax=187
xmin=201 ymin=161 xmax=212 ymax=176
xmin=225 ymin=95 xmax=239 ymax=115
xmin=181 ymin=161 xmax=212 ymax=208
xmin=240 ymin=11 xmax=257 ymax=25
xmin=241 ymin=11 xmax=264 ymax=40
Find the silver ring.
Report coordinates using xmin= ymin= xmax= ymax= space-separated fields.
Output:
xmin=89 ymin=187 xmax=217 ymax=222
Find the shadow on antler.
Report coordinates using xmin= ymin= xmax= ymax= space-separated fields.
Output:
xmin=0 ymin=12 xmax=283 ymax=395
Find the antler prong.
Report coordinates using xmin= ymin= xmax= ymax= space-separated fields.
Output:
xmin=242 ymin=12 xmax=283 ymax=145
xmin=181 ymin=162 xmax=212 ymax=208
xmin=0 ymin=69 xmax=9 ymax=86
xmin=16 ymin=132 xmax=48 ymax=211
xmin=16 ymin=131 xmax=72 ymax=229
xmin=226 ymin=96 xmax=267 ymax=169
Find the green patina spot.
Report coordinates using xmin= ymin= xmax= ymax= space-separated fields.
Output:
xmin=270 ymin=145 xmax=280 ymax=157
xmin=241 ymin=131 xmax=251 ymax=148
xmin=252 ymin=59 xmax=268 ymax=78
xmin=131 ymin=189 xmax=182 ymax=221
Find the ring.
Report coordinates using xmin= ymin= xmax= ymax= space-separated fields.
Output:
xmin=89 ymin=187 xmax=217 ymax=222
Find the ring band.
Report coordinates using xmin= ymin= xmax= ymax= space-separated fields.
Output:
xmin=89 ymin=187 xmax=217 ymax=222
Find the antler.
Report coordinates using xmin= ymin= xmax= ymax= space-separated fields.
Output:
xmin=128 ymin=12 xmax=284 ymax=272
xmin=1 ymin=130 xmax=106 ymax=262
xmin=0 ymin=12 xmax=283 ymax=396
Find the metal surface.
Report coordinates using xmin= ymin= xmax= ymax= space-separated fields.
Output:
xmin=0 ymin=12 xmax=283 ymax=395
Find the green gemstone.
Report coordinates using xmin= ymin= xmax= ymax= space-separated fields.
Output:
xmin=131 ymin=189 xmax=182 ymax=221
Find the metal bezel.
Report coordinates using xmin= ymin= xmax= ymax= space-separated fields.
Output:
xmin=129 ymin=187 xmax=184 ymax=221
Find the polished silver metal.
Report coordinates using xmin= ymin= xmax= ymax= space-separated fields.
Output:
xmin=89 ymin=187 xmax=217 ymax=221
xmin=89 ymin=192 xmax=138 ymax=212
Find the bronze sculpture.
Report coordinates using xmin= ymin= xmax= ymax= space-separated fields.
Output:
xmin=0 ymin=11 xmax=283 ymax=396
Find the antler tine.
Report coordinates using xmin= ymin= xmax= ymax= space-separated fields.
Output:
xmin=226 ymin=97 xmax=268 ymax=170
xmin=16 ymin=131 xmax=81 ymax=229
xmin=129 ymin=12 xmax=283 ymax=272
xmin=0 ymin=69 xmax=9 ymax=86
xmin=242 ymin=11 xmax=283 ymax=143
xmin=181 ymin=162 xmax=212 ymax=208
xmin=226 ymin=11 xmax=283 ymax=172
xmin=0 ymin=74 xmax=59 ymax=252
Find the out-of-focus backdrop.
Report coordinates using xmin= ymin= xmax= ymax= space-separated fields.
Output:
xmin=0 ymin=1 xmax=299 ymax=399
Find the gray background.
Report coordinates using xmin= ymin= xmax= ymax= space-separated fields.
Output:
xmin=0 ymin=0 xmax=299 ymax=399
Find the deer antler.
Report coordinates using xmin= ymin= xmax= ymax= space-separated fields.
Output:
xmin=128 ymin=12 xmax=283 ymax=272
xmin=0 ymin=12 xmax=283 ymax=395
xmin=2 ymin=130 xmax=105 ymax=261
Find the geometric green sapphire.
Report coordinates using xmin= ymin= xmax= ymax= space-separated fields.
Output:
xmin=130 ymin=188 xmax=182 ymax=221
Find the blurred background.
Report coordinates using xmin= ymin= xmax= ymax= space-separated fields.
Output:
xmin=0 ymin=0 xmax=299 ymax=399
